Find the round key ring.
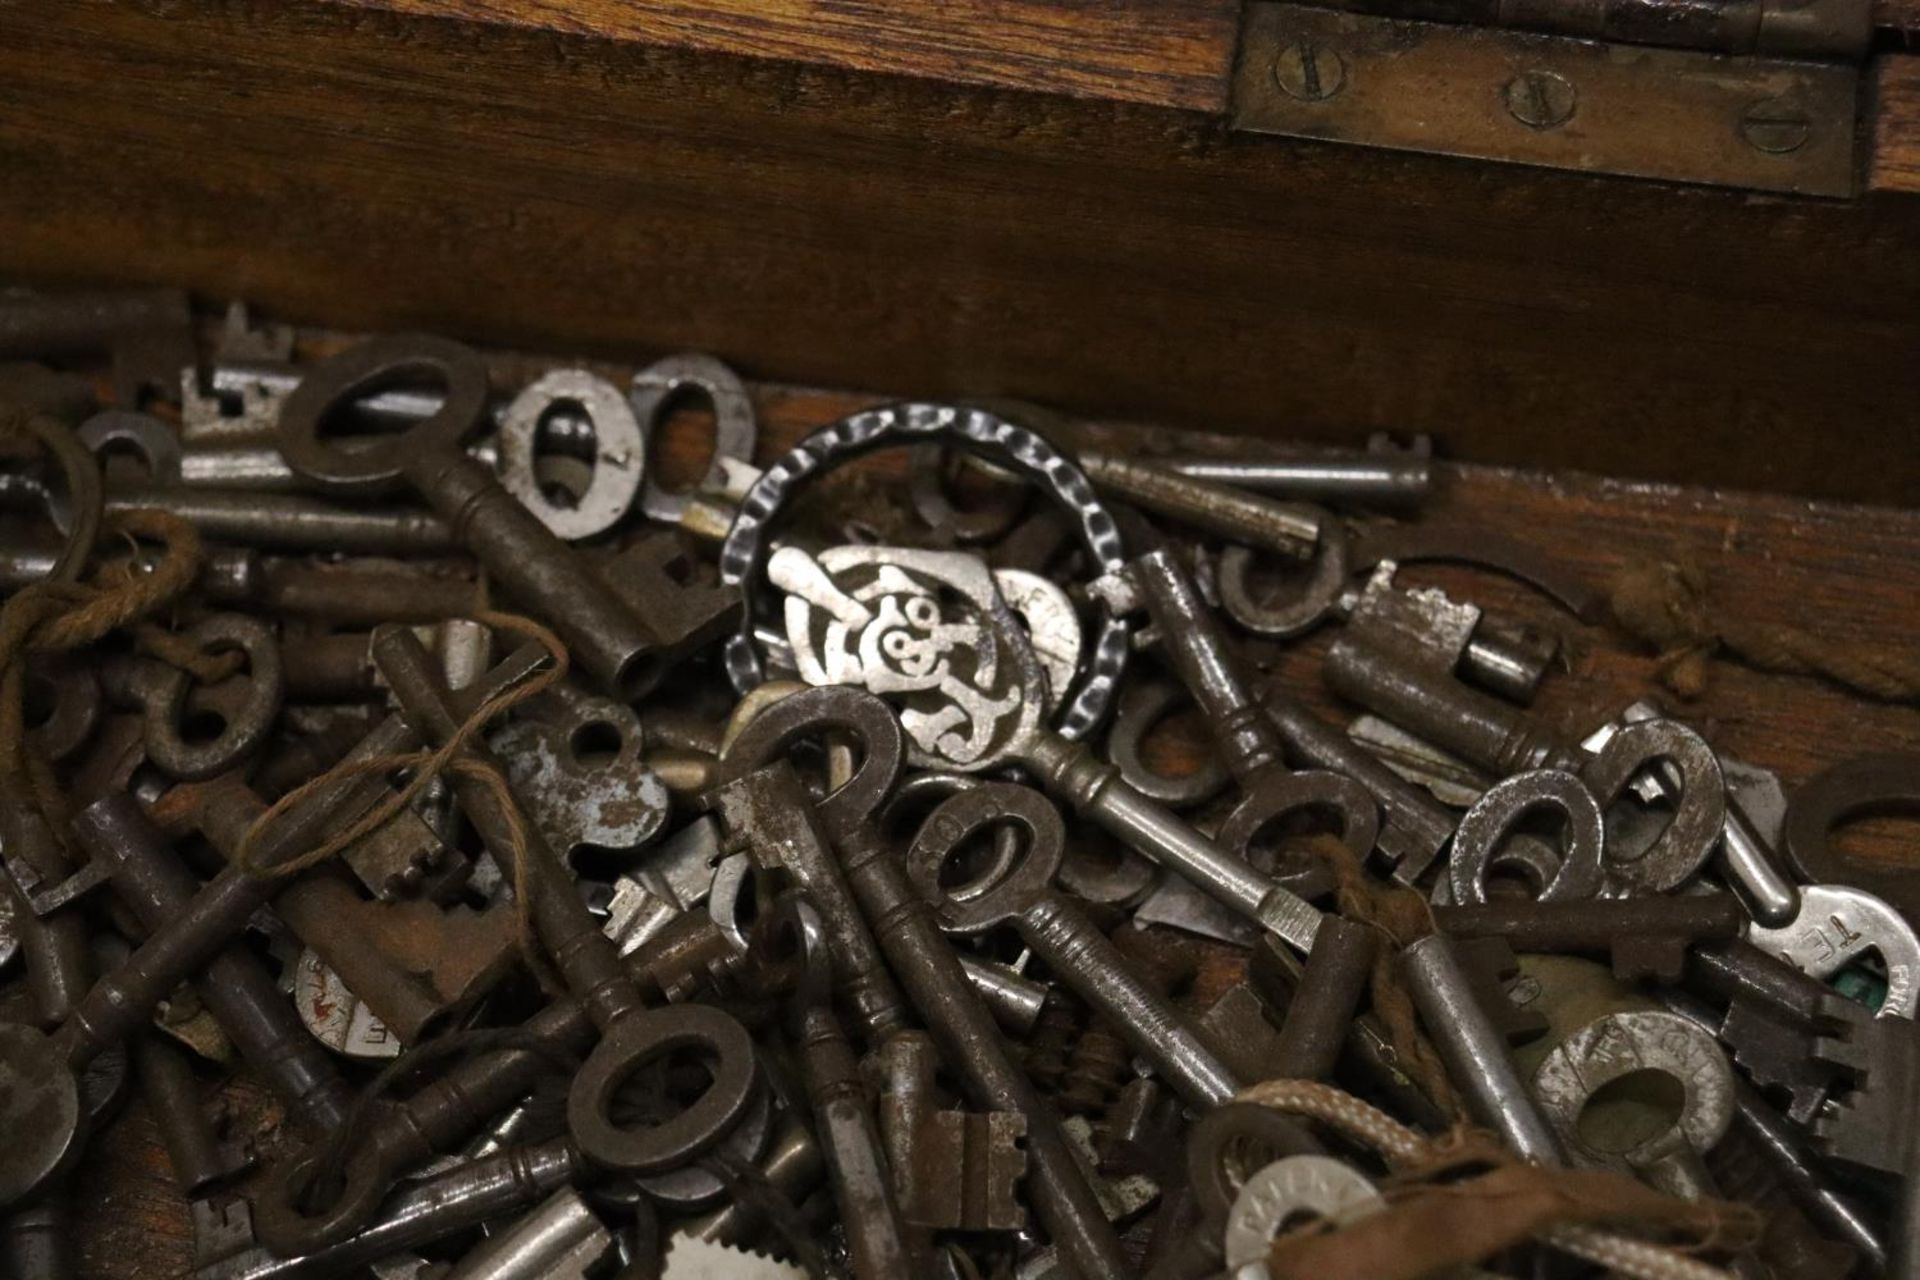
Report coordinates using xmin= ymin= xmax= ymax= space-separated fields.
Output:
xmin=1781 ymin=752 xmax=1920 ymax=931
xmin=1448 ymin=769 xmax=1606 ymax=907
xmin=718 ymin=403 xmax=1131 ymax=741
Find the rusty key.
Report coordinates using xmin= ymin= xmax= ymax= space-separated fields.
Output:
xmin=718 ymin=685 xmax=1131 ymax=1280
xmin=1436 ymin=893 xmax=1748 ymax=984
xmin=73 ymin=793 xmax=354 ymax=1135
xmin=277 ymin=336 xmax=737 ymax=696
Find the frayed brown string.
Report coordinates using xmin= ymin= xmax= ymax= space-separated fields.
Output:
xmin=235 ymin=611 xmax=568 ymax=973
xmin=132 ymin=622 xmax=247 ymax=683
xmin=0 ymin=502 xmax=208 ymax=871
xmin=1610 ymin=553 xmax=1920 ymax=703
xmin=1236 ymin=1080 xmax=1760 ymax=1280
xmin=1292 ymin=832 xmax=1463 ymax=1122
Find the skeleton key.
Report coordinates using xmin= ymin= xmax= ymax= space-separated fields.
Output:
xmin=0 ymin=643 xmax=550 ymax=1208
xmin=276 ymin=335 xmax=736 ymax=696
xmin=774 ymin=896 xmax=917 ymax=1280
xmin=1437 ymin=894 xmax=1748 ymax=986
xmin=717 ymin=684 xmax=1130 ymax=1280
xmin=905 ymin=782 xmax=1243 ymax=1109
xmin=76 ymin=794 xmax=354 ymax=1133
xmin=773 ymin=544 xmax=1323 ymax=955
xmin=1532 ymin=1009 xmax=1739 ymax=1206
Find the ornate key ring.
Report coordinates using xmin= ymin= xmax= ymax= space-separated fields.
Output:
xmin=717 ymin=403 xmax=1131 ymax=740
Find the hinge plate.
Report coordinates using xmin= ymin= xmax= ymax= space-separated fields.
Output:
xmin=1233 ymin=2 xmax=1860 ymax=196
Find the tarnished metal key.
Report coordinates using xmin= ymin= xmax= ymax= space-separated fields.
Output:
xmin=1076 ymin=452 xmax=1322 ymax=562
xmin=774 ymin=545 xmax=1323 ymax=954
xmin=719 ymin=685 xmax=1130 ymax=1280
xmin=1401 ymin=932 xmax=1567 ymax=1165
xmin=906 ymin=783 xmax=1243 ymax=1109
xmin=277 ymin=336 xmax=737 ymax=696
xmin=777 ymin=896 xmax=917 ymax=1280
xmin=76 ymin=795 xmax=353 ymax=1135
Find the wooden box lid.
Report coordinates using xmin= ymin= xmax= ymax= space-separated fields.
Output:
xmin=1 ymin=0 xmax=1917 ymax=503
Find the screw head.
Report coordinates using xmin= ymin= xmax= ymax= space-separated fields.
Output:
xmin=1740 ymin=97 xmax=1811 ymax=154
xmin=1503 ymin=70 xmax=1577 ymax=130
xmin=1271 ymin=43 xmax=1346 ymax=102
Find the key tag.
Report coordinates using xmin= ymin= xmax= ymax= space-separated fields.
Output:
xmin=771 ymin=544 xmax=1043 ymax=771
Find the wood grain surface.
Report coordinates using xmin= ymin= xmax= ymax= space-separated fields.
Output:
xmin=58 ymin=330 xmax=1920 ymax=1275
xmin=1874 ymin=55 xmax=1920 ymax=191
xmin=2 ymin=1 xmax=1918 ymax=508
xmin=320 ymin=0 xmax=1241 ymax=112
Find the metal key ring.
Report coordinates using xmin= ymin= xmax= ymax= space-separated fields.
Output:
xmin=1448 ymin=770 xmax=1605 ymax=907
xmin=716 ymin=683 xmax=907 ymax=833
xmin=903 ymin=783 xmax=1066 ymax=934
xmin=717 ymin=403 xmax=1130 ymax=741
xmin=253 ymin=1141 xmax=395 ymax=1256
xmin=1579 ymin=719 xmax=1725 ymax=894
xmin=567 ymin=1004 xmax=761 ymax=1174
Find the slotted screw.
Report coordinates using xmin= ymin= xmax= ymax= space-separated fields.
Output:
xmin=1504 ymin=70 xmax=1576 ymax=129
xmin=1741 ymin=97 xmax=1811 ymax=154
xmin=1271 ymin=43 xmax=1347 ymax=102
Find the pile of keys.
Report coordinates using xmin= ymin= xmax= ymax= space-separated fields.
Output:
xmin=0 ymin=290 xmax=1913 ymax=1280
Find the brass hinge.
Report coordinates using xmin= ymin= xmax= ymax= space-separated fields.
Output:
xmin=1232 ymin=0 xmax=1869 ymax=196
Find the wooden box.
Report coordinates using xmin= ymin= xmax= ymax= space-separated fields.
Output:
xmin=1 ymin=0 xmax=1918 ymax=504
xmin=5 ymin=4 xmax=1920 ymax=1273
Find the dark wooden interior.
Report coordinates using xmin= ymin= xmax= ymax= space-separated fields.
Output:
xmin=62 ymin=341 xmax=1920 ymax=1275
xmin=1 ymin=0 xmax=1917 ymax=506
xmin=4 ymin=1 xmax=1920 ymax=1271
